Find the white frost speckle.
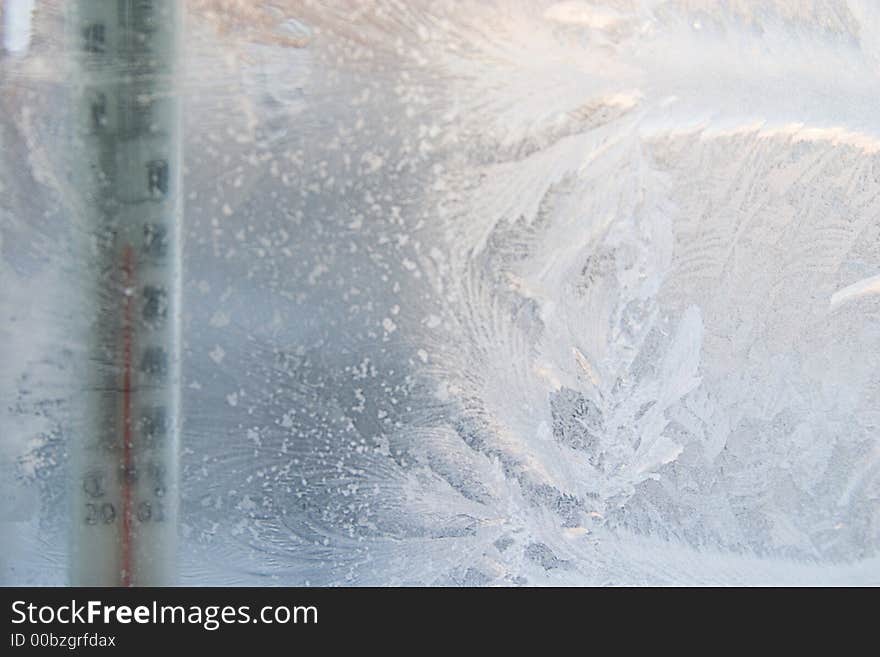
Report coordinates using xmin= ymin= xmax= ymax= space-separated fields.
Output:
xmin=209 ymin=345 xmax=226 ymax=365
xmin=209 ymin=311 xmax=231 ymax=328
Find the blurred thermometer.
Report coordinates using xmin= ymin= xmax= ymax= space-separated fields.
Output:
xmin=68 ymin=0 xmax=182 ymax=587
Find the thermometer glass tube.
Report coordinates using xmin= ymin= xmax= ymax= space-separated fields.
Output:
xmin=68 ymin=0 xmax=182 ymax=587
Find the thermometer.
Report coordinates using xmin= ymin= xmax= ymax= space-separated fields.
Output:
xmin=68 ymin=0 xmax=182 ymax=587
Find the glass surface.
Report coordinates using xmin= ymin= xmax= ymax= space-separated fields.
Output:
xmin=1 ymin=0 xmax=878 ymax=585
